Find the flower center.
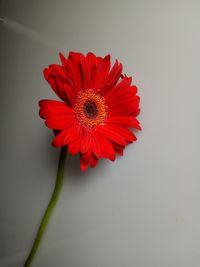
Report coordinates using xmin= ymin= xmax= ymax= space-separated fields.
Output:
xmin=75 ymin=90 xmax=107 ymax=128
xmin=84 ymin=101 xmax=98 ymax=118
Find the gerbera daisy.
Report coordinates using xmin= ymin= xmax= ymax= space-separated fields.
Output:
xmin=23 ymin=53 xmax=141 ymax=267
xmin=39 ymin=52 xmax=141 ymax=171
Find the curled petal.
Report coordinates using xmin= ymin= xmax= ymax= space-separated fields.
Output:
xmin=43 ymin=67 xmax=67 ymax=102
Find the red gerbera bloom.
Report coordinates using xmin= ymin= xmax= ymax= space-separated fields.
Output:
xmin=39 ymin=52 xmax=141 ymax=171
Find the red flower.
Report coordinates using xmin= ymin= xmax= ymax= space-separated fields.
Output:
xmin=39 ymin=52 xmax=141 ymax=171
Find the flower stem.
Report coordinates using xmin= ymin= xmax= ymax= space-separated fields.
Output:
xmin=23 ymin=146 xmax=67 ymax=267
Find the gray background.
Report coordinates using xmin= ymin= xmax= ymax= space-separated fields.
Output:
xmin=0 ymin=0 xmax=200 ymax=266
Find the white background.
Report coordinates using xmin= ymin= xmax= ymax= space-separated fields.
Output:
xmin=0 ymin=1 xmax=200 ymax=266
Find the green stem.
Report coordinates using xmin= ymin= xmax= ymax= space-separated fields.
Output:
xmin=23 ymin=146 xmax=67 ymax=267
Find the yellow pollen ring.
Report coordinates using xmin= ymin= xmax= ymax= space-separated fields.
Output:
xmin=74 ymin=89 xmax=107 ymax=128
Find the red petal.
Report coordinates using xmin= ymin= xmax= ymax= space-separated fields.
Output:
xmin=39 ymin=99 xmax=73 ymax=119
xmin=59 ymin=53 xmax=74 ymax=87
xmin=94 ymin=54 xmax=111 ymax=89
xmin=80 ymin=54 xmax=90 ymax=90
xmin=90 ymin=153 xmax=98 ymax=168
xmin=89 ymin=65 xmax=97 ymax=89
xmin=63 ymin=84 xmax=77 ymax=106
xmin=92 ymin=131 xmax=116 ymax=161
xmin=81 ymin=149 xmax=92 ymax=164
xmin=80 ymin=155 xmax=89 ymax=171
xmin=100 ymin=60 xmax=122 ymax=93
xmin=90 ymin=132 xmax=101 ymax=157
xmin=45 ymin=115 xmax=76 ymax=130
xmin=115 ymin=148 xmax=124 ymax=156
xmin=68 ymin=139 xmax=81 ymax=155
xmin=86 ymin=52 xmax=98 ymax=89
xmin=43 ymin=67 xmax=68 ymax=102
xmin=107 ymin=125 xmax=137 ymax=143
xmin=52 ymin=123 xmax=79 ymax=147
xmin=59 ymin=53 xmax=68 ymax=71
xmin=86 ymin=52 xmax=98 ymax=68
xmin=67 ymin=52 xmax=83 ymax=92
xmin=130 ymin=85 xmax=138 ymax=95
xmin=104 ymin=76 xmax=132 ymax=102
xmin=108 ymin=96 xmax=140 ymax=116
xmin=107 ymin=116 xmax=141 ymax=130
xmin=96 ymin=125 xmax=126 ymax=146
xmin=68 ymin=126 xmax=82 ymax=155
xmin=80 ymin=130 xmax=91 ymax=153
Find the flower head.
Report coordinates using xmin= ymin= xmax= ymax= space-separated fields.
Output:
xmin=39 ymin=52 xmax=141 ymax=171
